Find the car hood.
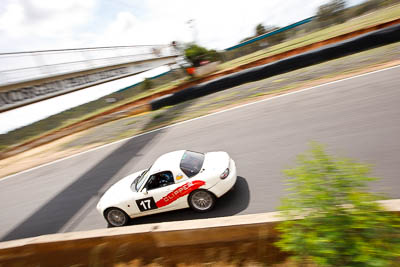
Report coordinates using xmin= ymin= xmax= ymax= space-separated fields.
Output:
xmin=97 ymin=170 xmax=144 ymax=213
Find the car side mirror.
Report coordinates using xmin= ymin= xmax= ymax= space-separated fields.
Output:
xmin=142 ymin=188 xmax=148 ymax=195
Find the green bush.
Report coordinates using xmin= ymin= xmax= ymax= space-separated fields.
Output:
xmin=276 ymin=143 xmax=400 ymax=267
xmin=184 ymin=44 xmax=221 ymax=67
xmin=141 ymin=78 xmax=153 ymax=90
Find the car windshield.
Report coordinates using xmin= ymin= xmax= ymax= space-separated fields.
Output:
xmin=180 ymin=151 xmax=205 ymax=178
xmin=132 ymin=168 xmax=150 ymax=191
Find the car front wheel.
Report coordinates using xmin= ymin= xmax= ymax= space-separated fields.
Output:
xmin=105 ymin=208 xmax=129 ymax=227
xmin=188 ymin=190 xmax=216 ymax=212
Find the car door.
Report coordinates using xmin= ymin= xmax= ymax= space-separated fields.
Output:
xmin=134 ymin=171 xmax=181 ymax=215
xmin=154 ymin=171 xmax=207 ymax=211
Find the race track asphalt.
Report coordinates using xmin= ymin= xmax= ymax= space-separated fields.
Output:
xmin=1 ymin=66 xmax=400 ymax=242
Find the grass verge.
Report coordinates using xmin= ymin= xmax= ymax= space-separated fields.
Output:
xmin=217 ymin=3 xmax=400 ymax=71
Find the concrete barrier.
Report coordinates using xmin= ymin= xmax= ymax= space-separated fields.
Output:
xmin=194 ymin=62 xmax=220 ymax=77
xmin=1 ymin=199 xmax=399 ymax=266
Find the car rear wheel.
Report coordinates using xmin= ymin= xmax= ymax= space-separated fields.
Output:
xmin=105 ymin=208 xmax=129 ymax=227
xmin=189 ymin=190 xmax=215 ymax=212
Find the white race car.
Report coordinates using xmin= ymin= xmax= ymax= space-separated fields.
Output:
xmin=97 ymin=150 xmax=237 ymax=227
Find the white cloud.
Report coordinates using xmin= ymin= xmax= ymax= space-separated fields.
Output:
xmin=95 ymin=11 xmax=141 ymax=45
xmin=0 ymin=0 xmax=96 ymax=51
xmin=93 ymin=8 xmax=190 ymax=47
xmin=93 ymin=0 xmax=334 ymax=50
xmin=0 ymin=3 xmax=24 ymax=37
xmin=0 ymin=0 xmax=366 ymax=52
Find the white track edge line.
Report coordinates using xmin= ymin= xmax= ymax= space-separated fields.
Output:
xmin=2 ymin=64 xmax=400 ymax=182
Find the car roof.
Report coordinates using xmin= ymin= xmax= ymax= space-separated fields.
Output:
xmin=149 ymin=150 xmax=186 ymax=174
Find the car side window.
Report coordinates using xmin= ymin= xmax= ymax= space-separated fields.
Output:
xmin=146 ymin=171 xmax=174 ymax=191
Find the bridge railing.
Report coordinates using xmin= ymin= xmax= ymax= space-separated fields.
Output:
xmin=0 ymin=45 xmax=178 ymax=86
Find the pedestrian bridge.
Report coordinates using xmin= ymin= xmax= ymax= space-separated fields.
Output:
xmin=0 ymin=44 xmax=179 ymax=112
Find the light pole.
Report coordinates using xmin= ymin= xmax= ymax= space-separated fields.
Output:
xmin=186 ymin=19 xmax=197 ymax=43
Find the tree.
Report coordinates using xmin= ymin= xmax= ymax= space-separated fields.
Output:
xmin=241 ymin=24 xmax=284 ymax=45
xmin=255 ymin=23 xmax=266 ymax=36
xmin=141 ymin=78 xmax=153 ymax=90
xmin=351 ymin=0 xmax=382 ymax=17
xmin=317 ymin=0 xmax=347 ymax=26
xmin=184 ymin=44 xmax=208 ymax=66
xmin=184 ymin=44 xmax=220 ymax=67
xmin=206 ymin=49 xmax=221 ymax=62
xmin=276 ymin=143 xmax=400 ymax=267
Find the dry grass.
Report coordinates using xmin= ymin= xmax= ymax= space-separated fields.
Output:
xmin=217 ymin=4 xmax=400 ymax=71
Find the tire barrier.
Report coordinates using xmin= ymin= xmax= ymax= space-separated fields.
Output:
xmin=151 ymin=23 xmax=400 ymax=110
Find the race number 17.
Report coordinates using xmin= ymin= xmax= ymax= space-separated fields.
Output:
xmin=136 ymin=197 xmax=157 ymax=212
xmin=140 ymin=199 xmax=151 ymax=210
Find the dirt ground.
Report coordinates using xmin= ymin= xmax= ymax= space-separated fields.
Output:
xmin=1 ymin=42 xmax=400 ymax=179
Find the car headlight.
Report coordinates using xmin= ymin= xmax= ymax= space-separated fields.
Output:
xmin=220 ymin=168 xmax=229 ymax=179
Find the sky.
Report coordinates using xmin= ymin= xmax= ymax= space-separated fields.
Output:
xmin=0 ymin=0 xmax=366 ymax=134
xmin=0 ymin=0 xmax=366 ymax=52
